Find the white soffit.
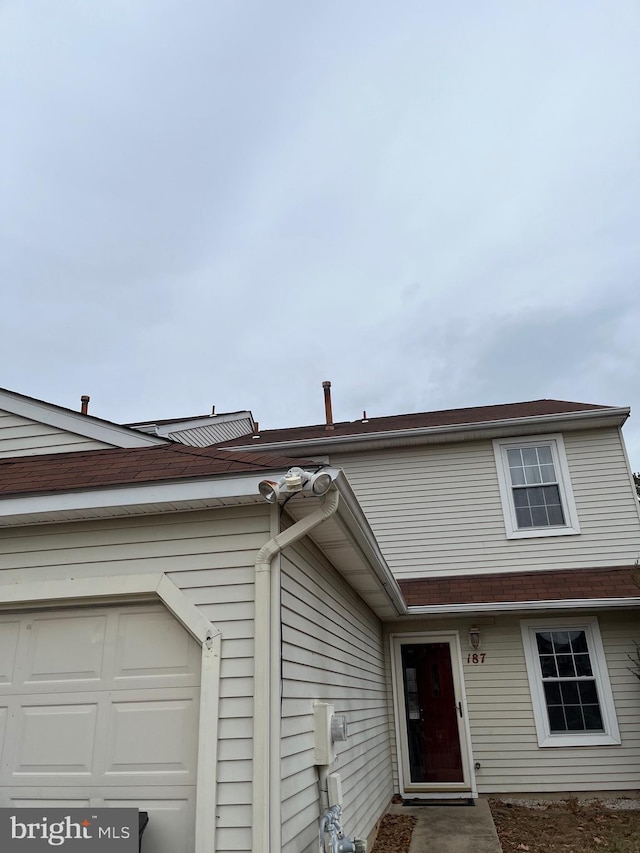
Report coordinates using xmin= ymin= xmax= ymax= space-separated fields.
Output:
xmin=286 ymin=475 xmax=407 ymax=619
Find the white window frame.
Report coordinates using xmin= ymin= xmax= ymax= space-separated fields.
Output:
xmin=493 ymin=434 xmax=580 ymax=539
xmin=521 ymin=617 xmax=620 ymax=748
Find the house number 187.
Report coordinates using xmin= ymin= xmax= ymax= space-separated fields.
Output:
xmin=466 ymin=653 xmax=486 ymax=664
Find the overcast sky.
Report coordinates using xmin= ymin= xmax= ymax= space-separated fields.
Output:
xmin=2 ymin=2 xmax=640 ymax=467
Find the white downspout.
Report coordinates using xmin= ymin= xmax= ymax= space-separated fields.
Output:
xmin=253 ymin=488 xmax=340 ymax=853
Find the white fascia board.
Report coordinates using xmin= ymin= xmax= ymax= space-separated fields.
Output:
xmin=0 ymin=389 xmax=166 ymax=447
xmin=0 ymin=472 xmax=272 ymax=524
xmin=332 ymin=472 xmax=408 ymax=616
xmin=407 ymin=597 xmax=640 ymax=615
xmin=230 ymin=408 xmax=630 ymax=454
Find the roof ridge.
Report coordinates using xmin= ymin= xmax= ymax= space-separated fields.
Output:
xmin=253 ymin=399 xmax=615 ymax=434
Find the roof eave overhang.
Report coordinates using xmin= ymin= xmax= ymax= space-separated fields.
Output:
xmin=0 ymin=388 xmax=168 ymax=448
xmin=227 ymin=408 xmax=630 ymax=455
xmin=0 ymin=472 xmax=279 ymax=527
xmin=331 ymin=473 xmax=407 ymax=617
xmin=0 ymin=465 xmax=408 ymax=620
xmin=405 ymin=596 xmax=640 ymax=617
xmin=271 ymin=472 xmax=407 ymax=619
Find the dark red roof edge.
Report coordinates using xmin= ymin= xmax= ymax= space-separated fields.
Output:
xmin=399 ymin=566 xmax=640 ymax=606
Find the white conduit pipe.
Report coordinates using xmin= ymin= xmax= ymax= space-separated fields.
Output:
xmin=253 ymin=488 xmax=340 ymax=853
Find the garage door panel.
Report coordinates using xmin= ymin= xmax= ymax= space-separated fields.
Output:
xmin=0 ymin=605 xmax=201 ymax=853
xmin=105 ymin=795 xmax=194 ymax=853
xmin=114 ymin=611 xmax=200 ymax=682
xmin=0 ymin=621 xmax=20 ymax=684
xmin=106 ymin=698 xmax=198 ymax=778
xmin=12 ymin=703 xmax=98 ymax=776
xmin=21 ymin=615 xmax=107 ymax=684
xmin=0 ymin=789 xmax=194 ymax=853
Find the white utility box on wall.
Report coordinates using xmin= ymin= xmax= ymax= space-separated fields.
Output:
xmin=313 ymin=701 xmax=348 ymax=765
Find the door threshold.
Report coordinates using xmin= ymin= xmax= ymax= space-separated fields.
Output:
xmin=402 ymin=798 xmax=475 ymax=807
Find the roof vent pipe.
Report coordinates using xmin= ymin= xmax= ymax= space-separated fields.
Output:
xmin=322 ymin=381 xmax=334 ymax=430
xmin=80 ymin=395 xmax=90 ymax=415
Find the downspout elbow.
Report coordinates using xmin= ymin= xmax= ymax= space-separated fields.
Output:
xmin=255 ymin=487 xmax=340 ymax=572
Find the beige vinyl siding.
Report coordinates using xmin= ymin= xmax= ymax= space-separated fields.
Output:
xmin=331 ymin=428 xmax=640 ymax=579
xmin=280 ymin=539 xmax=393 ymax=853
xmin=0 ymin=410 xmax=113 ymax=456
xmin=0 ymin=505 xmax=269 ymax=853
xmin=386 ymin=612 xmax=640 ymax=794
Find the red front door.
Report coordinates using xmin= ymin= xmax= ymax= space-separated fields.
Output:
xmin=400 ymin=642 xmax=464 ymax=783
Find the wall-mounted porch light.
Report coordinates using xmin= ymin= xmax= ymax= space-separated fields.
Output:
xmin=468 ymin=627 xmax=481 ymax=650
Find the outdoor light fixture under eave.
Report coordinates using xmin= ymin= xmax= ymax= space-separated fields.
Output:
xmin=258 ymin=467 xmax=333 ymax=503
xmin=258 ymin=479 xmax=281 ymax=503
xmin=468 ymin=627 xmax=481 ymax=650
xmin=307 ymin=470 xmax=332 ymax=496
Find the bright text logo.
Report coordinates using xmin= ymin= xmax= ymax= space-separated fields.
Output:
xmin=0 ymin=809 xmax=138 ymax=851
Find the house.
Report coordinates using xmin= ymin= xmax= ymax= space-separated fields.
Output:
xmin=1 ymin=386 xmax=639 ymax=853
xmin=0 ymin=387 xmax=404 ymax=853
xmin=221 ymin=391 xmax=640 ymax=798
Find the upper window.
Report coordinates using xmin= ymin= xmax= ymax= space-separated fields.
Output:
xmin=493 ymin=434 xmax=580 ymax=539
xmin=521 ymin=618 xmax=620 ymax=747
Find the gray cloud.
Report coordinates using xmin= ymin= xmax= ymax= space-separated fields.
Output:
xmin=2 ymin=1 xmax=640 ymax=466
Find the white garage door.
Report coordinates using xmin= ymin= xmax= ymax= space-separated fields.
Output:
xmin=0 ymin=603 xmax=201 ymax=853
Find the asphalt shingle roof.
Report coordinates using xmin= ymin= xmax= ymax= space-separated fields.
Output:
xmin=220 ymin=399 xmax=616 ymax=446
xmin=399 ymin=566 xmax=640 ymax=606
xmin=0 ymin=444 xmax=310 ymax=498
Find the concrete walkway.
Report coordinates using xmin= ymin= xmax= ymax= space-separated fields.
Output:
xmin=388 ymin=800 xmax=502 ymax=853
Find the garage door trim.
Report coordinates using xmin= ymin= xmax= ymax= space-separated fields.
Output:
xmin=0 ymin=573 xmax=220 ymax=853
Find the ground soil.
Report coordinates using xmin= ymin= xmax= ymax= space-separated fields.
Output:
xmin=489 ymin=799 xmax=640 ymax=853
xmin=370 ymin=813 xmax=417 ymax=853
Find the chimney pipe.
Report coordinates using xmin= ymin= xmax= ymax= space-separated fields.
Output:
xmin=322 ymin=381 xmax=334 ymax=430
xmin=80 ymin=395 xmax=90 ymax=415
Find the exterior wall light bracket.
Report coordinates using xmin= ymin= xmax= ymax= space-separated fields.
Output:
xmin=469 ymin=627 xmax=481 ymax=650
xmin=258 ymin=468 xmax=333 ymax=503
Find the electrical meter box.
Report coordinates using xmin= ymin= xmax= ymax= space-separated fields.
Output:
xmin=313 ymin=702 xmax=336 ymax=764
xmin=313 ymin=702 xmax=348 ymax=765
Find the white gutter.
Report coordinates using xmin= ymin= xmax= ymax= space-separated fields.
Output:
xmin=0 ymin=474 xmax=272 ymax=527
xmin=228 ymin=407 xmax=630 ymax=454
xmin=252 ymin=487 xmax=341 ymax=853
xmin=407 ymin=596 xmax=640 ymax=615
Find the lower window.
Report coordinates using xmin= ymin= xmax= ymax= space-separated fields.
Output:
xmin=521 ymin=617 xmax=620 ymax=747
